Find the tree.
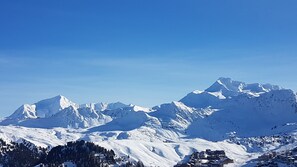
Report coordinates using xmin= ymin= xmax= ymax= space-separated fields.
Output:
xmin=136 ymin=160 xmax=145 ymax=167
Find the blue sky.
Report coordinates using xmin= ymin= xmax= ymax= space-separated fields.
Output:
xmin=0 ymin=0 xmax=297 ymax=117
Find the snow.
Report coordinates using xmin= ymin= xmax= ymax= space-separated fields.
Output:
xmin=205 ymin=77 xmax=280 ymax=97
xmin=0 ymin=77 xmax=297 ymax=166
xmin=180 ymin=91 xmax=222 ymax=108
xmin=185 ymin=89 xmax=297 ymax=140
xmin=98 ymin=139 xmax=253 ymax=166
xmin=1 ymin=95 xmax=78 ymax=126
xmin=35 ymin=161 xmax=76 ymax=167
xmin=0 ymin=125 xmax=255 ymax=167
xmin=80 ymin=102 xmax=128 ymax=111
xmin=7 ymin=104 xmax=37 ymax=120
xmin=34 ymin=95 xmax=78 ymax=117
xmin=178 ymin=78 xmax=297 ymax=140
xmin=61 ymin=161 xmax=76 ymax=167
xmin=130 ymin=104 xmax=151 ymax=112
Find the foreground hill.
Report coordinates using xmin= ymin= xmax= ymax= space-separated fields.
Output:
xmin=0 ymin=139 xmax=119 ymax=167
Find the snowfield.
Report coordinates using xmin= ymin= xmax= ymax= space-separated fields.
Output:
xmin=0 ymin=125 xmax=257 ymax=166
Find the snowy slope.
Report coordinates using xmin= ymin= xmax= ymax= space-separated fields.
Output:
xmin=150 ymin=101 xmax=215 ymax=132
xmin=183 ymin=79 xmax=297 ymax=140
xmin=90 ymin=105 xmax=159 ymax=132
xmin=0 ymin=125 xmax=256 ymax=167
xmin=17 ymin=106 xmax=112 ymax=128
xmin=8 ymin=104 xmax=37 ymax=120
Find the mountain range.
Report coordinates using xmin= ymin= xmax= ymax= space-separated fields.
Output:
xmin=1 ymin=77 xmax=297 ymax=166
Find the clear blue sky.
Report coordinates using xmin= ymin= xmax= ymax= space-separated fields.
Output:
xmin=0 ymin=0 xmax=297 ymax=117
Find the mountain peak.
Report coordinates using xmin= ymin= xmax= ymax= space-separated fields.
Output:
xmin=204 ymin=77 xmax=243 ymax=98
xmin=206 ymin=77 xmax=281 ymax=96
xmin=5 ymin=95 xmax=78 ymax=121
xmin=54 ymin=94 xmax=64 ymax=98
xmin=217 ymin=77 xmax=232 ymax=83
xmin=8 ymin=104 xmax=37 ymax=120
xmin=180 ymin=78 xmax=284 ymax=108
xmin=35 ymin=95 xmax=78 ymax=117
xmin=45 ymin=95 xmax=70 ymax=103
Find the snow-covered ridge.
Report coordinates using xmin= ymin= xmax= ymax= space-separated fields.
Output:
xmin=1 ymin=77 xmax=297 ymax=139
xmin=79 ymin=102 xmax=128 ymax=111
xmin=0 ymin=96 xmax=132 ymax=128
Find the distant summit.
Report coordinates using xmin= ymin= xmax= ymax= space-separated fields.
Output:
xmin=180 ymin=77 xmax=282 ymax=108
xmin=1 ymin=95 xmax=78 ymax=125
xmin=206 ymin=77 xmax=280 ymax=97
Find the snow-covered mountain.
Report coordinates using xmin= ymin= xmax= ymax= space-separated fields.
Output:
xmin=0 ymin=96 xmax=131 ymax=128
xmin=1 ymin=77 xmax=297 ymax=166
xmin=180 ymin=77 xmax=281 ymax=108
xmin=0 ymin=95 xmax=79 ymax=125
xmin=150 ymin=101 xmax=210 ymax=132
xmin=15 ymin=106 xmax=112 ymax=128
xmin=180 ymin=78 xmax=297 ymax=140
xmin=2 ymin=77 xmax=297 ymax=136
